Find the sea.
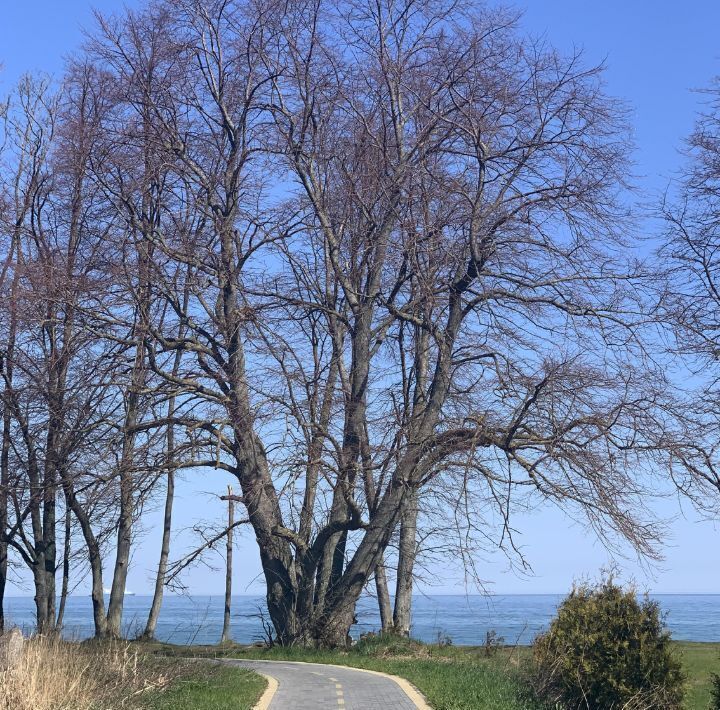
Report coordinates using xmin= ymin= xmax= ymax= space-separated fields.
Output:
xmin=3 ymin=594 xmax=719 ymax=646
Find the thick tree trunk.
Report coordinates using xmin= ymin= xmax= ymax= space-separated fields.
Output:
xmin=87 ymin=542 xmax=108 ymax=637
xmin=24 ymin=447 xmax=49 ymax=634
xmin=235 ymin=435 xmax=298 ymax=645
xmin=312 ymin=307 xmax=374 ymax=631
xmin=32 ymin=563 xmax=49 ymax=633
xmin=313 ymin=495 xmax=347 ymax=616
xmin=311 ymin=483 xmax=406 ymax=646
xmin=41 ymin=481 xmax=57 ymax=632
xmin=214 ymin=213 xmax=298 ymax=644
xmin=221 ymin=487 xmax=234 ymax=643
xmin=295 ymin=354 xmax=338 ymax=623
xmin=226 ymin=353 xmax=298 ymax=644
xmin=393 ymin=491 xmax=419 ymax=636
xmin=42 ymin=381 xmax=63 ymax=633
xmin=312 ymin=438 xmax=432 ymax=647
xmin=29 ymin=448 xmax=50 ymax=634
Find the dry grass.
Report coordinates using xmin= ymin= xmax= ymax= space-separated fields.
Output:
xmin=0 ymin=636 xmax=175 ymax=710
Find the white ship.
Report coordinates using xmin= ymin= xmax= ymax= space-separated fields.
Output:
xmin=102 ymin=588 xmax=136 ymax=596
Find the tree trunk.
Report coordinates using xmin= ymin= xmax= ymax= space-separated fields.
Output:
xmin=393 ymin=490 xmax=419 ymax=636
xmin=106 ymin=446 xmax=134 ymax=638
xmin=142 ymin=307 xmax=185 ymax=641
xmin=141 ymin=467 xmax=174 ymax=641
xmin=0 ymin=524 xmax=5 ymax=635
xmin=41 ymin=478 xmax=57 ymax=632
xmin=217 ymin=215 xmax=298 ymax=645
xmin=221 ymin=487 xmax=234 ymax=643
xmin=106 ymin=272 xmax=149 ymax=638
xmin=374 ymin=559 xmax=393 ymax=632
xmin=32 ymin=563 xmax=49 ymax=633
xmin=63 ymin=481 xmax=107 ymax=637
xmin=0 ymin=368 xmax=11 ymax=634
xmin=312 ymin=452 xmax=425 ymax=647
xmin=107 ymin=106 xmax=156 ymax=638
xmin=87 ymin=541 xmax=108 ymax=638
xmin=55 ymin=507 xmax=71 ymax=629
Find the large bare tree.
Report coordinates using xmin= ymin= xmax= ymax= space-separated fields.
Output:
xmin=77 ymin=0 xmax=673 ymax=647
xmin=1 ymin=0 xmax=688 ymax=647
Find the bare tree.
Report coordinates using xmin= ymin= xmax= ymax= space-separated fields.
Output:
xmin=261 ymin=0 xmax=668 ymax=645
xmin=0 ymin=73 xmax=120 ymax=633
xmin=0 ymin=76 xmax=66 ymax=633
xmin=14 ymin=0 xmax=676 ymax=648
xmin=0 ymin=65 xmax=167 ymax=638
xmin=660 ymin=78 xmax=720 ymax=512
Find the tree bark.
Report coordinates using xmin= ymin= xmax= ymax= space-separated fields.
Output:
xmin=105 ymin=239 xmax=152 ymax=637
xmin=55 ymin=506 xmax=72 ymax=630
xmin=106 ymin=395 xmax=141 ymax=638
xmin=393 ymin=491 xmax=419 ymax=636
xmin=62 ymin=477 xmax=107 ymax=637
xmin=0 ymin=322 xmax=13 ymax=634
xmin=141 ymin=460 xmax=174 ymax=641
xmin=374 ymin=559 xmax=393 ymax=632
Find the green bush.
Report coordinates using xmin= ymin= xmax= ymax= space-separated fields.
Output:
xmin=352 ymin=632 xmax=424 ymax=657
xmin=531 ymin=578 xmax=685 ymax=709
xmin=710 ymin=672 xmax=720 ymax=710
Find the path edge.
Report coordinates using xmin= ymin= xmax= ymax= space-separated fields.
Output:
xmin=240 ymin=659 xmax=432 ymax=710
xmin=253 ymin=671 xmax=279 ymax=710
xmin=326 ymin=661 xmax=432 ymax=710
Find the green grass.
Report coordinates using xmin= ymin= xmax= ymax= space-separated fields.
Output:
xmin=150 ymin=637 xmax=544 ymax=710
xmin=676 ymin=642 xmax=720 ymax=710
xmin=239 ymin=647 xmax=536 ymax=709
xmin=141 ymin=636 xmax=720 ymax=710
xmin=135 ymin=661 xmax=266 ymax=710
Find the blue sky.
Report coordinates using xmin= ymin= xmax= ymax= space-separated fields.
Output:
xmin=1 ymin=0 xmax=720 ymax=596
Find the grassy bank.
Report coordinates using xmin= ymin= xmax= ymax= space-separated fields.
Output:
xmin=138 ymin=662 xmax=265 ymax=710
xmin=151 ymin=635 xmax=720 ymax=710
xmin=680 ymin=642 xmax=719 ymax=710
xmin=236 ymin=639 xmax=539 ymax=709
xmin=5 ymin=634 xmax=714 ymax=709
xmin=0 ymin=636 xmax=266 ymax=710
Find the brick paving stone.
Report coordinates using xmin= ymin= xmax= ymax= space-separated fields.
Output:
xmin=226 ymin=659 xmax=421 ymax=709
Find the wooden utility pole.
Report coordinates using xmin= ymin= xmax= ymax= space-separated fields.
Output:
xmin=221 ymin=485 xmax=234 ymax=643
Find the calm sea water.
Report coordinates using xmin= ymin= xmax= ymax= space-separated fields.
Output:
xmin=3 ymin=594 xmax=719 ymax=645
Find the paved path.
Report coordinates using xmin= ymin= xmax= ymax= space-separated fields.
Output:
xmin=225 ymin=659 xmax=427 ymax=709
